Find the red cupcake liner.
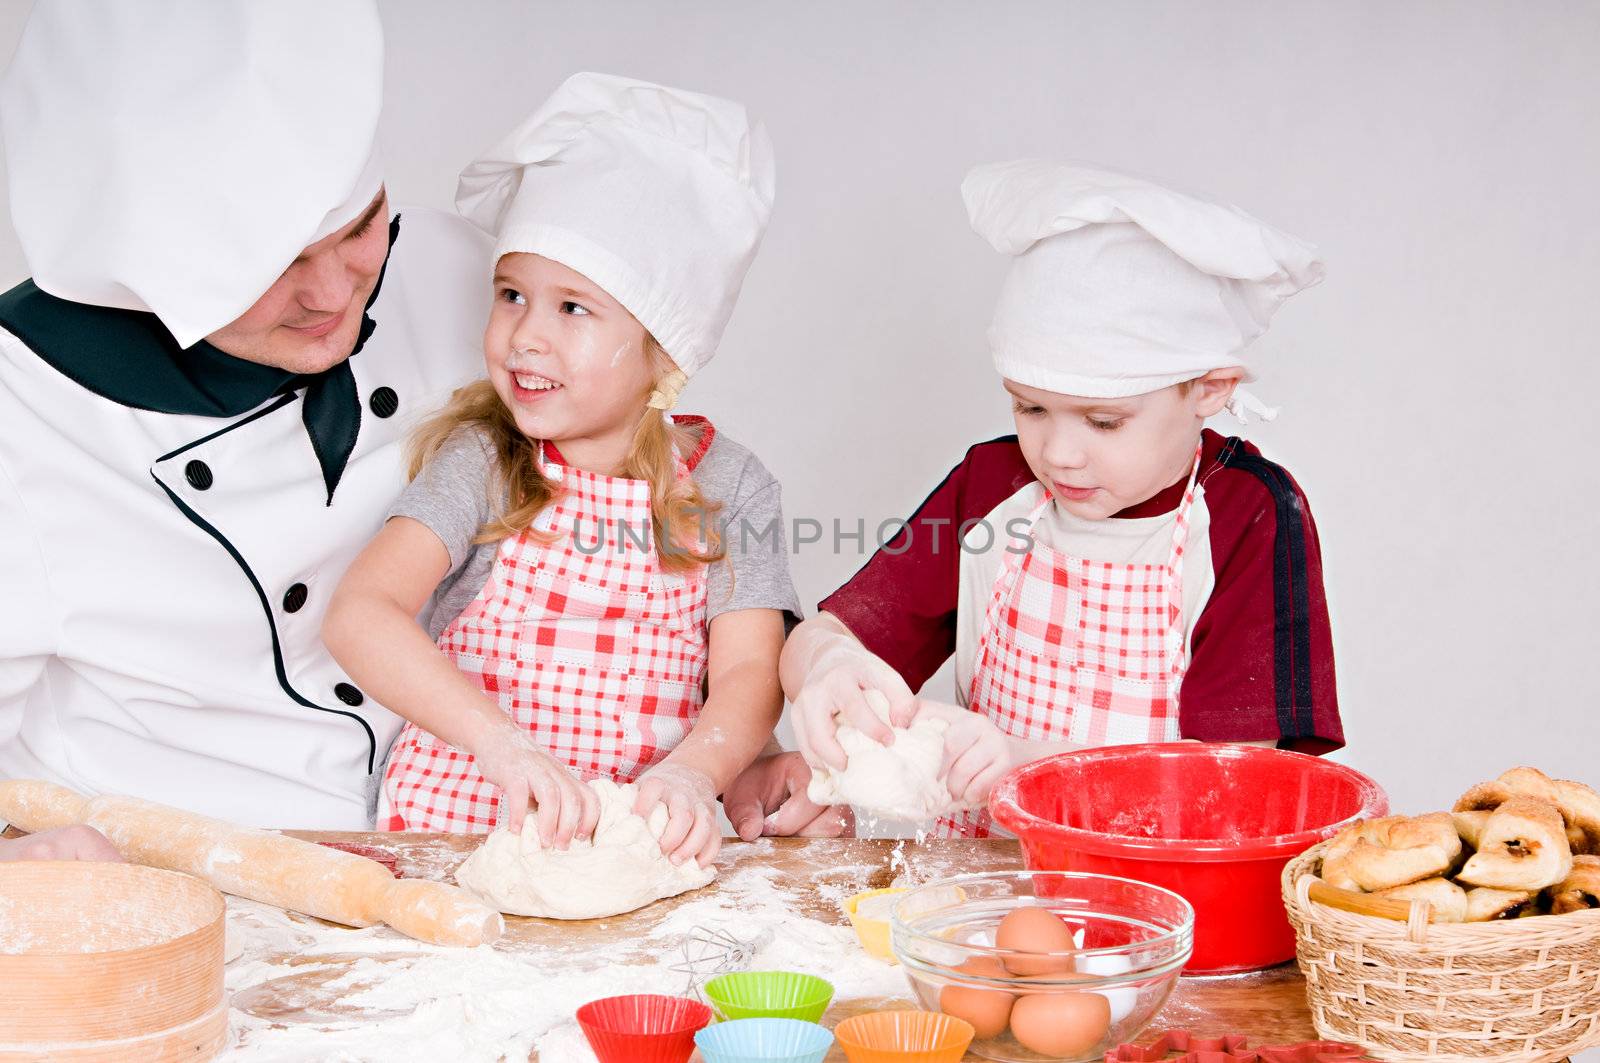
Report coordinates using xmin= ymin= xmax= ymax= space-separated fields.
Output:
xmin=577 ymin=993 xmax=712 ymax=1063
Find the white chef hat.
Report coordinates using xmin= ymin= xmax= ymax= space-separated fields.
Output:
xmin=963 ymin=160 xmax=1324 ymax=416
xmin=0 ymin=0 xmax=386 ymax=349
xmin=455 ymin=72 xmax=776 ymax=380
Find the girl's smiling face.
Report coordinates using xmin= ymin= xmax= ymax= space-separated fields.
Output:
xmin=1006 ymin=369 xmax=1242 ymax=519
xmin=484 ymin=253 xmax=656 ymax=471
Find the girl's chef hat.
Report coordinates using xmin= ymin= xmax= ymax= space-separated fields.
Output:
xmin=0 ymin=0 xmax=385 ymax=349
xmin=456 ymin=72 xmax=775 ymax=380
xmin=963 ymin=159 xmax=1323 ymax=419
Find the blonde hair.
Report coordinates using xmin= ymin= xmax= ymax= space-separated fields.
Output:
xmin=407 ymin=338 xmax=724 ymax=573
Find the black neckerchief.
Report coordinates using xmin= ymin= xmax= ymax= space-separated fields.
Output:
xmin=0 ymin=214 xmax=402 ymax=505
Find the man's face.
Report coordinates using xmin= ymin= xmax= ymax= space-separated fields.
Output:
xmin=205 ymin=189 xmax=390 ymax=374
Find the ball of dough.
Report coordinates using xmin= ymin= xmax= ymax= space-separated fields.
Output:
xmin=806 ymin=690 xmax=968 ymax=822
xmin=453 ymin=779 xmax=715 ymax=919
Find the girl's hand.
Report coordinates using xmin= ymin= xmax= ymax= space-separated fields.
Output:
xmin=467 ymin=718 xmax=599 ymax=848
xmin=792 ymin=646 xmax=916 ymax=772
xmin=0 ymin=824 xmax=122 ymax=863
xmin=633 ymin=761 xmax=720 ymax=868
xmin=908 ymin=700 xmax=1015 ymax=808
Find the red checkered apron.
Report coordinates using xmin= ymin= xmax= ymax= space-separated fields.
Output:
xmin=938 ymin=443 xmax=1202 ymax=837
xmin=381 ymin=422 xmax=715 ymax=832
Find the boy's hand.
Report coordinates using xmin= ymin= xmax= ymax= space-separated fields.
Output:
xmin=0 ymin=824 xmax=123 ymax=863
xmin=633 ymin=762 xmax=720 ymax=868
xmin=468 ymin=718 xmax=600 ymax=848
xmin=723 ymin=751 xmax=854 ymax=841
xmin=908 ymin=700 xmax=1016 ymax=808
xmin=792 ymin=647 xmax=916 ymax=772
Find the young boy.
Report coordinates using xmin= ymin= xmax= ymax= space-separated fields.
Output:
xmin=744 ymin=160 xmax=1345 ymax=837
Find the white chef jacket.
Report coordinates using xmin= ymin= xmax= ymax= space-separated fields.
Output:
xmin=0 ymin=207 xmax=489 ymax=829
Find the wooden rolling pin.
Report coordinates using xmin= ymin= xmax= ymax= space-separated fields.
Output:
xmin=0 ymin=779 xmax=503 ymax=948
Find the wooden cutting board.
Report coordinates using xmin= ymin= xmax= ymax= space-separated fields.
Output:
xmin=247 ymin=834 xmax=1323 ymax=1061
xmin=2 ymin=829 xmax=1571 ymax=1061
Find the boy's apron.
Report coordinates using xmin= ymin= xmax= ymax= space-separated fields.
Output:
xmin=938 ymin=443 xmax=1201 ymax=838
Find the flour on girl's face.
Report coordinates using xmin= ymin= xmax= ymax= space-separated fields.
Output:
xmin=481 ymin=252 xmax=656 ymax=457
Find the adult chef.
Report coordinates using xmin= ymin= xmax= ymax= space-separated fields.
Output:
xmin=0 ymin=1 xmax=488 ymax=829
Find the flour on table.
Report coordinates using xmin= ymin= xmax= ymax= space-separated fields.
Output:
xmin=219 ymin=852 xmax=913 ymax=1062
xmin=454 ymin=779 xmax=715 ymax=919
xmin=807 ymin=690 xmax=970 ymax=822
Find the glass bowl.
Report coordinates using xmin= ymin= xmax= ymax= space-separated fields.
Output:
xmin=889 ymin=871 xmax=1194 ymax=1062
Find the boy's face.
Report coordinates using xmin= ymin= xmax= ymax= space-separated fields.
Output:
xmin=483 ymin=253 xmax=655 ymax=452
xmin=1006 ymin=369 xmax=1243 ymax=519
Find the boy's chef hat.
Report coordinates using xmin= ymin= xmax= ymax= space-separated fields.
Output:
xmin=456 ymin=72 xmax=776 ymax=379
xmin=963 ymin=159 xmax=1323 ymax=418
xmin=0 ymin=0 xmax=385 ymax=349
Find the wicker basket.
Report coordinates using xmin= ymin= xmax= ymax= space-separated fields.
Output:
xmin=1281 ymin=841 xmax=1600 ymax=1062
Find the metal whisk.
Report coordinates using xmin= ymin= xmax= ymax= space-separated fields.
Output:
xmin=669 ymin=923 xmax=775 ymax=1000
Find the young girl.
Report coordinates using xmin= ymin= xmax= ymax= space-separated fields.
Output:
xmin=324 ymin=73 xmax=800 ymax=868
xmin=739 ymin=160 xmax=1346 ymax=837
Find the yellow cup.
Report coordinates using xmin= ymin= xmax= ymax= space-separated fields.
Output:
xmin=844 ymin=887 xmax=907 ymax=963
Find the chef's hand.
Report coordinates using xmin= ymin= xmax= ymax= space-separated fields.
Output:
xmin=723 ymin=751 xmax=855 ymax=841
xmin=466 ymin=716 xmax=599 ymax=848
xmin=908 ymin=700 xmax=1015 ymax=809
xmin=792 ymin=646 xmax=916 ymax=772
xmin=633 ymin=761 xmax=721 ymax=868
xmin=0 ymin=825 xmax=123 ymax=863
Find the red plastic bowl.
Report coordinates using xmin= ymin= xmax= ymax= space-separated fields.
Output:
xmin=989 ymin=743 xmax=1386 ymax=974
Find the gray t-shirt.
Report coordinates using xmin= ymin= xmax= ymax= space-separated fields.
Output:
xmin=391 ymin=424 xmax=804 ymax=640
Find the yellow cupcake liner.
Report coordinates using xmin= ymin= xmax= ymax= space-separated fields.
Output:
xmin=844 ymin=888 xmax=907 ymax=963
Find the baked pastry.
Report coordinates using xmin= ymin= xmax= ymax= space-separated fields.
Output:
xmin=1456 ymin=766 xmax=1561 ymax=812
xmin=1322 ymin=813 xmax=1463 ymax=892
xmin=1452 ymin=810 xmax=1491 ymax=849
xmin=1465 ymin=886 xmax=1541 ymax=922
xmin=1455 ymin=767 xmax=1600 ymax=856
xmin=1372 ymin=876 xmax=1468 ymax=923
xmin=1549 ymin=854 xmax=1600 ymax=915
xmin=1456 ymin=797 xmax=1572 ymax=892
xmin=1553 ymin=780 xmax=1600 ymax=855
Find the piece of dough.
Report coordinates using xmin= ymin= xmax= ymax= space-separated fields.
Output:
xmin=453 ymin=779 xmax=715 ymax=920
xmin=806 ymin=690 xmax=966 ymax=822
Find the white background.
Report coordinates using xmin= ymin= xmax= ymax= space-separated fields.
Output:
xmin=2 ymin=1 xmax=1598 ymax=826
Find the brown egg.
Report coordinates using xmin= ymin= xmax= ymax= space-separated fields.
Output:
xmin=995 ymin=907 xmax=1076 ymax=976
xmin=938 ymin=956 xmax=1015 ymax=1040
xmin=1009 ymin=991 xmax=1112 ymax=1057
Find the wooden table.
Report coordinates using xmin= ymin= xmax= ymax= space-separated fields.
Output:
xmin=275 ymin=832 xmax=1324 ymax=1060
xmin=5 ymin=827 xmax=1580 ymax=1061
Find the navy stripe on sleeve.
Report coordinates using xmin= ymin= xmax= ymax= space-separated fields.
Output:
xmin=1217 ymin=444 xmax=1316 ymax=740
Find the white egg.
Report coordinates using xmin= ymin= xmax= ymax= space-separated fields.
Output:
xmin=1075 ymin=951 xmax=1139 ymax=1023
